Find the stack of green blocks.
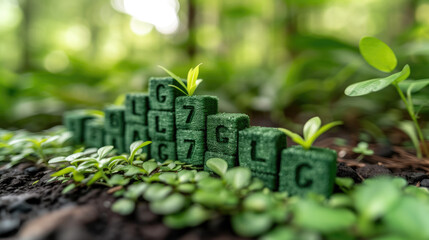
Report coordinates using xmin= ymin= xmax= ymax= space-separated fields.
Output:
xmin=104 ymin=106 xmax=126 ymax=153
xmin=238 ymin=126 xmax=286 ymax=190
xmin=279 ymin=146 xmax=337 ymax=197
xmin=148 ymin=77 xmax=184 ymax=162
xmin=176 ymin=95 xmax=218 ymax=166
xmin=63 ymin=110 xmax=95 ymax=144
xmin=205 ymin=113 xmax=249 ymax=170
xmin=125 ymin=93 xmax=150 ymax=156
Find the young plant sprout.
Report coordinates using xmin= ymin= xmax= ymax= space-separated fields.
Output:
xmin=278 ymin=117 xmax=342 ymax=150
xmin=345 ymin=36 xmax=429 ymax=158
xmin=158 ymin=64 xmax=203 ymax=96
xmin=353 ymin=142 xmax=374 ymax=161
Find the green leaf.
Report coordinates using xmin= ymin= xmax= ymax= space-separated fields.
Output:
xmin=124 ymin=183 xmax=148 ymax=200
xmin=304 ymin=121 xmax=342 ymax=149
xmin=293 ymin=200 xmax=356 ymax=233
xmin=177 ymin=183 xmax=196 ymax=193
xmin=143 ymin=161 xmax=158 ymax=175
xmin=278 ymin=128 xmax=305 ymax=146
xmin=128 ymin=140 xmax=151 ymax=164
xmin=178 ymin=170 xmax=195 ymax=183
xmin=384 ymin=196 xmax=429 ymax=239
xmin=48 ymin=156 xmax=66 ymax=164
xmin=232 ymin=212 xmax=273 ymax=237
xmin=345 ymin=74 xmax=398 ymax=97
xmin=164 ymin=205 xmax=211 ymax=229
xmin=224 ymin=167 xmax=251 ymax=190
xmin=111 ymin=198 xmax=135 ymax=215
xmin=108 ymin=174 xmax=130 ymax=186
xmin=359 ymin=36 xmax=397 ymax=72
xmin=206 ymin=158 xmax=228 ymax=177
xmin=194 ymin=171 xmax=210 ymax=182
xmin=260 ymin=227 xmax=297 ymax=240
xmin=87 ymin=170 xmax=104 ymax=186
xmin=150 ymin=193 xmax=187 ymax=215
xmin=354 ymin=177 xmax=401 ymax=219
xmin=303 ymin=117 xmax=321 ymax=141
xmin=168 ymin=84 xmax=188 ymax=96
xmin=144 ymin=183 xmax=173 ymax=202
xmin=159 ymin=172 xmax=177 ymax=185
xmin=97 ymin=146 xmax=114 ymax=160
xmin=51 ymin=166 xmax=76 ymax=177
xmin=158 ymin=65 xmax=188 ymax=91
xmin=243 ymin=193 xmax=272 ymax=212
xmin=393 ymin=64 xmax=410 ymax=84
xmin=399 ymin=121 xmax=421 ymax=158
xmin=62 ymin=183 xmax=76 ymax=194
xmin=399 ymin=79 xmax=429 ymax=93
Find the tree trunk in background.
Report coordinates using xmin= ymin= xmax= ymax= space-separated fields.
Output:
xmin=187 ymin=0 xmax=197 ymax=60
xmin=19 ymin=0 xmax=32 ymax=72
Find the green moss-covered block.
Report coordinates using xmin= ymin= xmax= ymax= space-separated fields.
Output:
xmin=252 ymin=171 xmax=278 ymax=191
xmin=204 ymin=151 xmax=237 ymax=172
xmin=125 ymin=124 xmax=150 ymax=156
xmin=125 ymin=93 xmax=149 ymax=125
xmin=105 ymin=134 xmax=125 ymax=154
xmin=176 ymin=130 xmax=205 ymax=166
xmin=63 ymin=111 xmax=95 ymax=144
xmin=148 ymin=110 xmax=175 ymax=141
xmin=279 ymin=146 xmax=337 ymax=197
xmin=149 ymin=77 xmax=184 ymax=111
xmin=238 ymin=127 xmax=286 ymax=175
xmin=104 ymin=106 xmax=125 ymax=135
xmin=151 ymin=141 xmax=176 ymax=162
xmin=207 ymin=113 xmax=249 ymax=155
xmin=175 ymin=95 xmax=218 ymax=130
xmin=84 ymin=119 xmax=105 ymax=148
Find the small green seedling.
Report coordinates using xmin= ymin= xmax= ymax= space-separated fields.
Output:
xmin=352 ymin=142 xmax=374 ymax=161
xmin=345 ymin=36 xmax=429 ymax=158
xmin=278 ymin=117 xmax=342 ymax=150
xmin=159 ymin=64 xmax=203 ymax=96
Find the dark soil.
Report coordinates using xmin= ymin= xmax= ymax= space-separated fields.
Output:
xmin=2 ymin=138 xmax=429 ymax=240
xmin=0 ymin=164 xmax=246 ymax=240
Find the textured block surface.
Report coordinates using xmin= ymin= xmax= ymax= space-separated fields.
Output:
xmin=125 ymin=124 xmax=150 ymax=156
xmin=104 ymin=106 xmax=125 ymax=135
xmin=63 ymin=111 xmax=95 ymax=144
xmin=151 ymin=141 xmax=176 ymax=163
xmin=176 ymin=130 xmax=206 ymax=166
xmin=105 ymin=134 xmax=125 ymax=154
xmin=125 ymin=93 xmax=149 ymax=125
xmin=175 ymin=95 xmax=218 ymax=130
xmin=204 ymin=151 xmax=237 ymax=172
xmin=84 ymin=119 xmax=105 ymax=148
xmin=279 ymin=146 xmax=337 ymax=197
xmin=207 ymin=113 xmax=249 ymax=155
xmin=252 ymin=171 xmax=278 ymax=191
xmin=238 ymin=127 xmax=286 ymax=174
xmin=149 ymin=77 xmax=184 ymax=111
xmin=148 ymin=110 xmax=175 ymax=141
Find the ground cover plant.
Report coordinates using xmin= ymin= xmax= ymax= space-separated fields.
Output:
xmin=2 ymin=127 xmax=429 ymax=240
xmin=345 ymin=37 xmax=429 ymax=159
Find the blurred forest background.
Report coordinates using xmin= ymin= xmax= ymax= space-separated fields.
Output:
xmin=1 ymin=0 xmax=429 ymax=142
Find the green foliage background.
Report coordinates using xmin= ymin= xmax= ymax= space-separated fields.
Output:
xmin=1 ymin=0 xmax=429 ymax=133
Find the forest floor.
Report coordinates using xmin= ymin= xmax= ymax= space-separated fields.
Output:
xmin=1 ymin=136 xmax=429 ymax=240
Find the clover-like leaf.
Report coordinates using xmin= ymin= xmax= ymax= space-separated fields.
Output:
xmin=224 ymin=167 xmax=251 ymax=190
xmin=111 ymin=198 xmax=135 ymax=215
xmin=359 ymin=36 xmax=397 ymax=72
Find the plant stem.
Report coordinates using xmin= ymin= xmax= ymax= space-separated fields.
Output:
xmin=394 ymin=84 xmax=429 ymax=158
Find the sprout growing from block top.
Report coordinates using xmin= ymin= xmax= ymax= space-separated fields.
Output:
xmin=158 ymin=64 xmax=203 ymax=96
xmin=278 ymin=117 xmax=342 ymax=150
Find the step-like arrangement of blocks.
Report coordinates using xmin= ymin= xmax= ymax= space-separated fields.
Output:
xmin=279 ymin=146 xmax=337 ymax=197
xmin=64 ymin=76 xmax=338 ymax=197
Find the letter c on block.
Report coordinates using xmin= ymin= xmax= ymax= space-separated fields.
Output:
xmin=156 ymin=85 xmax=167 ymax=103
xmin=295 ymin=163 xmax=313 ymax=188
xmin=215 ymin=125 xmax=228 ymax=143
